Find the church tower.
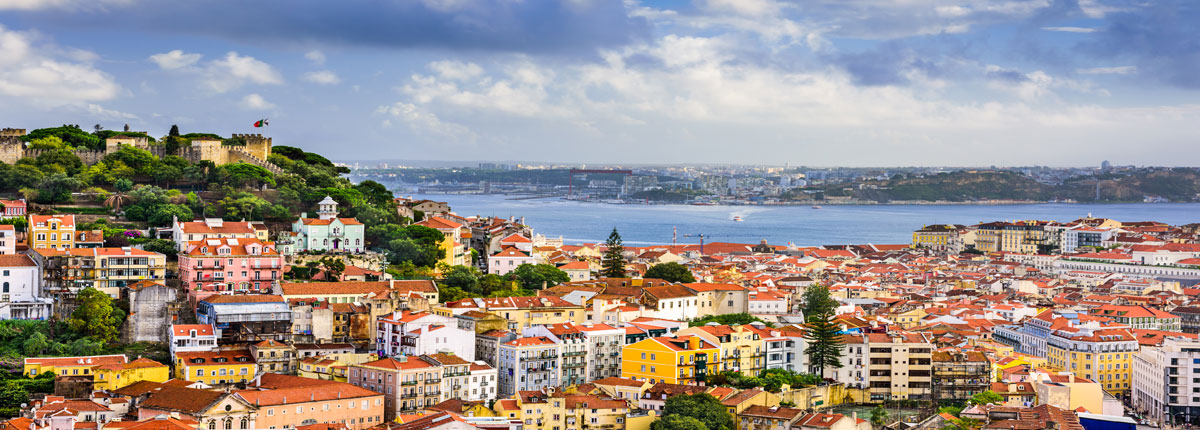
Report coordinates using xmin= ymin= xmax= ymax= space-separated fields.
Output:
xmin=317 ymin=196 xmax=338 ymax=220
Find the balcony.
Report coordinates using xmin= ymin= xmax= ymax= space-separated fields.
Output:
xmin=400 ymin=392 xmax=417 ymax=398
xmin=401 ymin=381 xmax=418 ymax=386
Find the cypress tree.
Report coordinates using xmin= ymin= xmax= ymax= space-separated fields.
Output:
xmin=601 ymin=227 xmax=626 ymax=278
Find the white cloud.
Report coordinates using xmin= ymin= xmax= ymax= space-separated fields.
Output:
xmin=148 ymin=50 xmax=202 ymax=70
xmin=376 ymin=101 xmax=476 ymax=142
xmin=379 ymin=33 xmax=1200 ymax=164
xmin=302 ymin=70 xmax=341 ymax=85
xmin=0 ymin=0 xmax=130 ymax=11
xmin=1042 ymin=26 xmax=1096 ymax=33
xmin=304 ymin=50 xmax=326 ymax=65
xmin=241 ymin=93 xmax=275 ymax=110
xmin=429 ymin=60 xmax=483 ymax=81
xmin=84 ymin=103 xmax=137 ymax=119
xmin=0 ymin=25 xmax=121 ymax=107
xmin=204 ymin=52 xmax=284 ymax=93
xmin=1078 ymin=66 xmax=1137 ymax=75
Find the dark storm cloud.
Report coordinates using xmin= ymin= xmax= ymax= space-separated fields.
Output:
xmin=10 ymin=0 xmax=651 ymax=54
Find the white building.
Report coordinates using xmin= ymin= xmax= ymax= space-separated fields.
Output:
xmin=400 ymin=324 xmax=475 ymax=360
xmin=169 ymin=324 xmax=219 ymax=356
xmin=1133 ymin=337 xmax=1200 ymax=426
xmin=748 ymin=290 xmax=789 ymax=314
xmin=1062 ymin=226 xmax=1114 ymax=254
xmin=488 ymin=247 xmax=535 ymax=276
xmin=497 ymin=337 xmax=562 ymax=397
xmin=0 ymin=255 xmax=51 ymax=320
xmin=468 ymin=361 xmax=499 ymax=402
xmin=578 ymin=323 xmax=625 ymax=381
xmin=375 ymin=310 xmax=463 ymax=358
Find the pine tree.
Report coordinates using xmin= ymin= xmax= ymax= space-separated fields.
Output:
xmin=802 ymin=284 xmax=838 ymax=320
xmin=601 ymin=227 xmax=626 ymax=278
xmin=803 ymin=309 xmax=844 ymax=378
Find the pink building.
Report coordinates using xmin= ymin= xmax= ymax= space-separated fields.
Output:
xmin=0 ymin=199 xmax=26 ymax=219
xmin=179 ymin=237 xmax=284 ymax=306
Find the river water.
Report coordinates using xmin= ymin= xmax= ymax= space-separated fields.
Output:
xmin=409 ymin=194 xmax=1200 ymax=246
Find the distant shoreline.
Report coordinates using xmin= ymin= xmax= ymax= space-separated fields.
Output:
xmin=412 ymin=192 xmax=1174 ymax=206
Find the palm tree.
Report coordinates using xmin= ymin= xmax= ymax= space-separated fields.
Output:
xmin=105 ymin=179 xmax=133 ymax=213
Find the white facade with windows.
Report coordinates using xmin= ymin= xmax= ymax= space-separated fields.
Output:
xmin=0 ymin=255 xmax=51 ymax=320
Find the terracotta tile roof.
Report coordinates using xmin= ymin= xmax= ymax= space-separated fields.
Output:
xmin=357 ymin=357 xmax=433 ymax=371
xmin=298 ymin=217 xmax=363 ymax=226
xmin=0 ymin=254 xmax=35 ymax=267
xmin=172 ymin=324 xmax=215 ymax=337
xmin=183 ymin=237 xmax=278 ymax=256
xmin=30 ymin=214 xmax=75 ymax=227
xmin=200 ymin=294 xmax=285 ymax=304
xmin=742 ymin=404 xmax=805 ymax=420
xmin=235 ymin=382 xmax=378 ymax=406
xmin=491 ymin=246 xmax=530 ymax=258
xmin=140 ymin=385 xmax=225 ymax=414
xmin=25 ymin=355 xmax=127 ymax=368
xmin=505 ymin=336 xmax=557 ymax=347
xmin=279 ymin=280 xmax=436 ymax=297
xmin=592 ymin=377 xmax=645 ymax=387
xmin=176 ymin=220 xmax=254 ymax=235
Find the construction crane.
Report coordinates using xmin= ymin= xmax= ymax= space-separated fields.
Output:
xmin=681 ymin=233 xmax=705 ymax=253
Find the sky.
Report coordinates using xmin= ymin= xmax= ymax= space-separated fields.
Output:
xmin=0 ymin=0 xmax=1198 ymax=166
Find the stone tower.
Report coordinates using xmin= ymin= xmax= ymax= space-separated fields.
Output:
xmin=317 ymin=196 xmax=338 ymax=220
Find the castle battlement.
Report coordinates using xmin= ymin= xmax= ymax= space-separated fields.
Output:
xmin=0 ymin=127 xmax=276 ymax=174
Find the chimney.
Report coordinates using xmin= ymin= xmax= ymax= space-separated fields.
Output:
xmin=688 ymin=337 xmax=700 ymax=350
xmin=853 ymin=412 xmax=858 ymax=422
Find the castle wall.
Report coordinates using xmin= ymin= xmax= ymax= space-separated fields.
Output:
xmin=0 ymin=130 xmax=277 ymax=173
xmin=0 ymin=139 xmax=24 ymax=165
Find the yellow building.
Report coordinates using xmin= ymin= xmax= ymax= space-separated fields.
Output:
xmin=34 ymin=247 xmax=168 ymax=298
xmin=621 ymin=335 xmax=721 ymax=385
xmin=515 ymin=392 xmax=630 ymax=430
xmin=298 ymin=356 xmax=349 ymax=382
xmin=24 ymin=354 xmax=128 ymax=378
xmin=890 ymin=307 xmax=927 ymax=329
xmin=676 ymin=324 xmax=768 ymax=377
xmin=1045 ymin=327 xmax=1136 ymax=398
xmin=446 ymin=296 xmax=586 ymax=334
xmin=92 ymin=357 xmax=170 ymax=390
xmin=912 ymin=224 xmax=969 ymax=253
xmin=974 ymin=220 xmax=1052 ymax=254
xmin=174 ymin=349 xmax=257 ymax=386
xmin=29 ymin=214 xmax=76 ymax=250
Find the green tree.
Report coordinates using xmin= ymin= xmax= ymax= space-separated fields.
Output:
xmin=0 ymin=381 xmax=30 ymax=414
xmin=660 ymin=393 xmax=733 ymax=430
xmin=141 ymin=239 xmax=178 ymax=259
xmin=802 ymin=285 xmax=839 ymax=321
xmin=650 ymin=415 xmax=708 ymax=430
xmin=970 ymin=390 xmax=1003 ymax=405
xmin=23 ymin=331 xmax=49 ymax=356
xmin=479 ymin=274 xmax=507 ymax=295
xmin=35 ymin=173 xmax=81 ymax=204
xmin=507 ymin=264 xmax=570 ymax=290
xmin=8 ymin=164 xmax=44 ymax=189
xmin=67 ymin=287 xmax=123 ymax=344
xmin=103 ymin=145 xmax=157 ymax=176
xmin=643 ymin=262 xmax=696 ymax=283
xmin=441 ymin=265 xmax=481 ymax=294
xmin=320 ymin=257 xmax=346 ymax=281
xmin=147 ymin=204 xmax=194 ymax=227
xmin=600 ymin=227 xmax=626 ymax=278
xmin=220 ymin=163 xmax=276 ymax=188
xmin=871 ymin=405 xmax=890 ymax=428
xmin=691 ymin=313 xmax=771 ymax=327
xmin=803 ymin=309 xmax=844 ymax=378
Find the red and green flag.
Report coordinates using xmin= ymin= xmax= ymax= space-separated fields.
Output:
xmin=253 ymin=119 xmax=269 ymax=127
